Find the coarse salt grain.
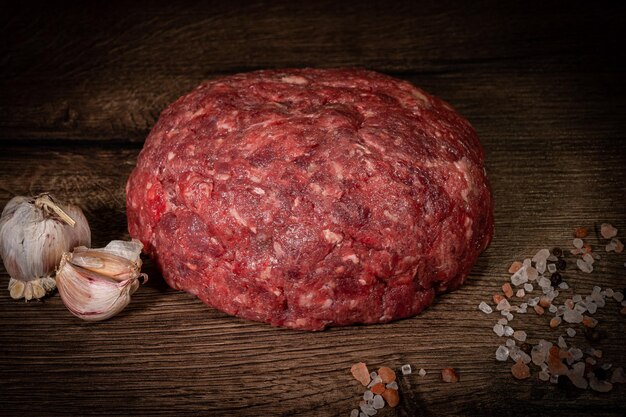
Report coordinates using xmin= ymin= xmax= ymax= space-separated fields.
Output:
xmin=570 ymin=374 xmax=589 ymax=389
xmin=509 ymin=347 xmax=521 ymax=362
xmin=504 ymin=326 xmax=514 ymax=337
xmin=511 ymin=267 xmax=528 ymax=286
xmin=513 ymin=330 xmax=527 ymax=342
xmin=367 ymin=376 xmax=382 ymax=388
xmin=538 ymin=277 xmax=551 ymax=288
xmin=493 ymin=324 xmax=505 ymax=336
xmin=582 ymin=253 xmax=594 ymax=265
xmin=496 ymin=299 xmax=511 ymax=311
xmin=386 ymin=381 xmax=398 ymax=390
xmin=547 ymin=263 xmax=557 ymax=273
xmin=508 ymin=261 xmax=523 ymax=274
xmin=550 ymin=317 xmax=561 ymax=328
xmin=381 ymin=388 xmax=399 ymax=408
xmin=524 ymin=283 xmax=533 ymax=292
xmin=377 ymin=367 xmax=396 ymax=384
xmin=532 ymin=249 xmax=551 ymax=262
xmin=418 ymin=369 xmax=426 ymax=377
xmin=563 ymin=308 xmax=583 ymax=323
xmin=516 ymin=289 xmax=525 ymax=298
xmin=511 ymin=359 xmax=530 ymax=379
xmin=496 ymin=345 xmax=509 ymax=361
xmin=401 ymin=364 xmax=412 ymax=375
xmin=589 ymin=376 xmax=613 ymax=393
xmin=372 ymin=395 xmax=385 ymax=410
xmin=536 ymin=259 xmax=547 ymax=274
xmin=566 ymin=328 xmax=576 ymax=337
xmin=478 ymin=301 xmax=493 ymax=314
xmin=573 ymin=238 xmax=584 ymax=249
xmin=582 ymin=316 xmax=598 ymax=328
xmin=370 ymin=383 xmax=385 ymax=394
xmin=574 ymin=227 xmax=589 ymax=238
xmin=441 ymin=368 xmax=459 ymax=383
xmin=600 ymin=223 xmax=618 ymax=239
xmin=614 ymin=292 xmax=624 ymax=302
xmin=505 ymin=339 xmax=516 ymax=348
xmin=577 ymin=259 xmax=593 ymax=273
xmin=502 ymin=283 xmax=514 ymax=298
xmin=359 ymin=402 xmax=377 ymax=416
xmin=363 ymin=390 xmax=374 ymax=401
xmin=611 ymin=367 xmax=626 ymax=384
xmin=351 ymin=409 xmax=359 ymax=417
xmin=351 ymin=363 xmax=371 ymax=386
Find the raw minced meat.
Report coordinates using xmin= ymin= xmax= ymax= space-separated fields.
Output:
xmin=126 ymin=68 xmax=494 ymax=330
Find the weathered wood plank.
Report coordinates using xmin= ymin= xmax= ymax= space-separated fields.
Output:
xmin=1 ymin=1 xmax=625 ymax=415
xmin=0 ymin=125 xmax=624 ymax=415
xmin=0 ymin=1 xmax=624 ymax=141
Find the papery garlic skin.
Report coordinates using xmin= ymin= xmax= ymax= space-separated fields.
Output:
xmin=0 ymin=194 xmax=91 ymax=300
xmin=56 ymin=240 xmax=146 ymax=321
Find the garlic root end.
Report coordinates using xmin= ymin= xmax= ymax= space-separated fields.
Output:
xmin=8 ymin=277 xmax=56 ymax=301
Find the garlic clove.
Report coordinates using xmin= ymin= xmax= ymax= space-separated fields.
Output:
xmin=69 ymin=249 xmax=139 ymax=282
xmin=31 ymin=281 xmax=46 ymax=299
xmin=23 ymin=283 xmax=33 ymax=301
xmin=56 ymin=254 xmax=141 ymax=322
xmin=8 ymin=278 xmax=25 ymax=299
xmin=69 ymin=240 xmax=144 ymax=282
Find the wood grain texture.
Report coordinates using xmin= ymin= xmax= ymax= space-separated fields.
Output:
xmin=1 ymin=0 xmax=624 ymax=142
xmin=1 ymin=1 xmax=626 ymax=416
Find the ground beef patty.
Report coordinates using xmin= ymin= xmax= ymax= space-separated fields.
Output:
xmin=126 ymin=68 xmax=494 ymax=330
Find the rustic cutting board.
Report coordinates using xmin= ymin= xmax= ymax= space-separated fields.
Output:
xmin=1 ymin=1 xmax=625 ymax=416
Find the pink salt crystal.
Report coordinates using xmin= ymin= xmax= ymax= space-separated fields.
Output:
xmin=508 ymin=261 xmax=523 ymax=274
xmin=351 ymin=362 xmax=371 ymax=386
xmin=610 ymin=367 xmax=626 ymax=384
xmin=600 ymin=223 xmax=618 ymax=239
xmin=441 ymin=368 xmax=459 ymax=383
xmin=511 ymin=359 xmax=530 ymax=380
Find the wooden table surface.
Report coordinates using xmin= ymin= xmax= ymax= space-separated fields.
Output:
xmin=1 ymin=1 xmax=625 ymax=416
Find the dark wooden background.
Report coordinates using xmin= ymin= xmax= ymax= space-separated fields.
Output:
xmin=1 ymin=1 xmax=625 ymax=416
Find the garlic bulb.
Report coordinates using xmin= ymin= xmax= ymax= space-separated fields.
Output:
xmin=56 ymin=239 xmax=147 ymax=321
xmin=0 ymin=194 xmax=91 ymax=300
